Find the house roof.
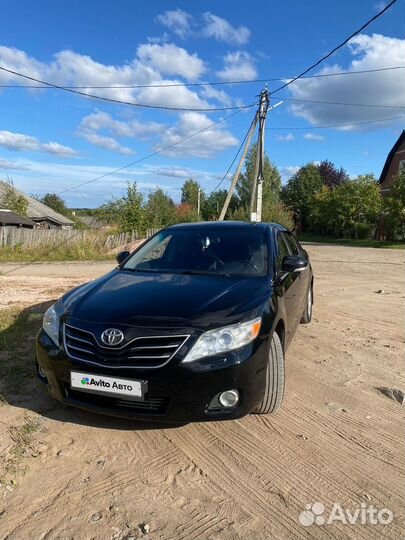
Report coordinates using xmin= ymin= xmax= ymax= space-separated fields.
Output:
xmin=379 ymin=130 xmax=405 ymax=183
xmin=0 ymin=209 xmax=36 ymax=227
xmin=0 ymin=181 xmax=74 ymax=225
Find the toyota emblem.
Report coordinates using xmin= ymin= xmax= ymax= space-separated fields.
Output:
xmin=101 ymin=328 xmax=124 ymax=346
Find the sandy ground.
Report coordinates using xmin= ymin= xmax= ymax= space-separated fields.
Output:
xmin=0 ymin=244 xmax=404 ymax=539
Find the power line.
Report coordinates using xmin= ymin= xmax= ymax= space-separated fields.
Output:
xmin=0 ymin=66 xmax=403 ymax=90
xmin=0 ymin=64 xmax=255 ymax=112
xmin=276 ymin=96 xmax=405 ymax=109
xmin=209 ymin=114 xmax=258 ymax=195
xmin=265 ymin=115 xmax=405 ymax=130
xmin=270 ymin=0 xmax=399 ymax=94
xmin=58 ymin=108 xmax=245 ymax=195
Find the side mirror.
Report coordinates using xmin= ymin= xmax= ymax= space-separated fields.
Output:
xmin=116 ymin=250 xmax=130 ymax=265
xmin=281 ymin=255 xmax=308 ymax=273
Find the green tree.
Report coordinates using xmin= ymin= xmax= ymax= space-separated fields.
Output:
xmin=202 ymin=189 xmax=238 ymax=221
xmin=40 ymin=193 xmax=70 ymax=216
xmin=0 ymin=178 xmax=28 ymax=216
xmin=144 ymin=188 xmax=176 ymax=229
xmin=181 ymin=179 xmax=204 ymax=211
xmin=311 ymin=175 xmax=382 ymax=238
xmin=318 ymin=160 xmax=349 ymax=188
xmin=262 ymin=200 xmax=294 ymax=230
xmin=383 ymin=170 xmax=405 ymax=240
xmin=176 ymin=203 xmax=200 ymax=223
xmin=281 ymin=163 xmax=323 ymax=230
xmin=236 ymin=143 xmax=282 ymax=210
xmin=100 ymin=181 xmax=144 ymax=232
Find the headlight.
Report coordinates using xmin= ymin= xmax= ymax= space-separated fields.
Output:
xmin=42 ymin=305 xmax=60 ymax=346
xmin=182 ymin=317 xmax=262 ymax=363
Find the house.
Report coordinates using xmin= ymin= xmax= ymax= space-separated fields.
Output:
xmin=0 ymin=180 xmax=74 ymax=229
xmin=0 ymin=209 xmax=36 ymax=228
xmin=379 ymin=130 xmax=405 ymax=195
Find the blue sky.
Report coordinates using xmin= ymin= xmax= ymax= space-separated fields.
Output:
xmin=0 ymin=0 xmax=404 ymax=207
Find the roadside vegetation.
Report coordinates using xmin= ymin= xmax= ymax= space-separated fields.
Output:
xmin=1 ymin=151 xmax=404 ymax=263
xmin=0 ymin=241 xmax=116 ymax=263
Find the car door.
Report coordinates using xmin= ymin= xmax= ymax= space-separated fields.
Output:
xmin=284 ymin=232 xmax=311 ymax=318
xmin=275 ymin=231 xmax=303 ymax=345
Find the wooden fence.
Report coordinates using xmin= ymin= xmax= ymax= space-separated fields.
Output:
xmin=0 ymin=227 xmax=160 ymax=249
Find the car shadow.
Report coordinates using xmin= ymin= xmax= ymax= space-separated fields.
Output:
xmin=0 ymin=300 xmax=186 ymax=431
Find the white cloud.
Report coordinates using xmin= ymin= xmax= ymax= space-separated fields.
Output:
xmin=79 ymin=110 xmax=163 ymax=139
xmin=0 ymin=130 xmax=78 ymax=157
xmin=77 ymin=110 xmax=165 ymax=155
xmin=0 ymin=44 xmax=211 ymax=109
xmin=216 ymin=51 xmax=257 ymax=81
xmin=288 ymin=33 xmax=405 ymax=130
xmin=155 ymin=9 xmax=193 ymax=39
xmin=374 ymin=1 xmax=388 ymax=11
xmin=201 ymin=13 xmax=250 ymax=45
xmin=0 ymin=158 xmax=31 ymax=170
xmin=303 ymin=133 xmax=325 ymax=141
xmin=277 ymin=133 xmax=295 ymax=141
xmin=136 ymin=43 xmax=206 ymax=80
xmin=280 ymin=165 xmax=300 ymax=184
xmin=200 ymin=85 xmax=233 ymax=107
xmin=3 ymin=159 xmax=232 ymax=207
xmin=78 ymin=132 xmax=134 ymax=156
xmin=155 ymin=112 xmax=238 ymax=158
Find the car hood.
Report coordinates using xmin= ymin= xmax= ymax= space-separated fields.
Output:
xmin=61 ymin=269 xmax=270 ymax=329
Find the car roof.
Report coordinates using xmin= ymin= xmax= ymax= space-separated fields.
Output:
xmin=166 ymin=221 xmax=287 ymax=232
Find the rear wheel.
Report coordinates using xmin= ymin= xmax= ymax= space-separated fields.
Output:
xmin=300 ymin=283 xmax=313 ymax=324
xmin=254 ymin=332 xmax=285 ymax=414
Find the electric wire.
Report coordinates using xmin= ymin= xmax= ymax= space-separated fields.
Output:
xmin=265 ymin=115 xmax=405 ymax=130
xmin=208 ymin=113 xmax=258 ymax=195
xmin=0 ymin=64 xmax=254 ymax=111
xmin=58 ymin=108 xmax=246 ymax=195
xmin=270 ymin=0 xmax=399 ymax=94
xmin=0 ymin=66 xmax=403 ymax=89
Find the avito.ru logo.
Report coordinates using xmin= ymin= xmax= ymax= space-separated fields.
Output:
xmin=299 ymin=502 xmax=393 ymax=527
xmin=81 ymin=377 xmax=90 ymax=385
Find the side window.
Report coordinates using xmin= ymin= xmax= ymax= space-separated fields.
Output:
xmin=285 ymin=233 xmax=300 ymax=255
xmin=276 ymin=232 xmax=291 ymax=266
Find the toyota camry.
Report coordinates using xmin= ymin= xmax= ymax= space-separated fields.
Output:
xmin=36 ymin=221 xmax=313 ymax=422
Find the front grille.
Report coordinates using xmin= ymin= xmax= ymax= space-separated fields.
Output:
xmin=63 ymin=323 xmax=189 ymax=369
xmin=66 ymin=386 xmax=169 ymax=415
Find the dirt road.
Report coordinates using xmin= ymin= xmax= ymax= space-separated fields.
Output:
xmin=0 ymin=244 xmax=404 ymax=539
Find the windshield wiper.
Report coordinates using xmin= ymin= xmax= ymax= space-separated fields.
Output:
xmin=123 ymin=267 xmax=158 ymax=273
xmin=179 ymin=270 xmax=232 ymax=277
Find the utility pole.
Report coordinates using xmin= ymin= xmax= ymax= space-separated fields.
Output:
xmin=197 ymin=187 xmax=201 ymax=217
xmin=250 ymin=87 xmax=270 ymax=222
xmin=218 ymin=113 xmax=258 ymax=221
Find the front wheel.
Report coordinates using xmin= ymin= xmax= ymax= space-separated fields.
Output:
xmin=254 ymin=332 xmax=285 ymax=414
xmin=300 ymin=283 xmax=313 ymax=324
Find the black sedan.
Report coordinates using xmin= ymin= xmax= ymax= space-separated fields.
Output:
xmin=36 ymin=221 xmax=313 ymax=422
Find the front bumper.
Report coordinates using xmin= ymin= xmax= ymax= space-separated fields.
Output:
xmin=35 ymin=330 xmax=269 ymax=423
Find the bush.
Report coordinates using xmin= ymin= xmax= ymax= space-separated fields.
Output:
xmin=262 ymin=201 xmax=294 ymax=230
xmin=353 ymin=222 xmax=374 ymax=239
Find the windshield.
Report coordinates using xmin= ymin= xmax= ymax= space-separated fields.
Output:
xmin=122 ymin=228 xmax=268 ymax=277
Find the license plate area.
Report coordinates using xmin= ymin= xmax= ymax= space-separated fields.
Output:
xmin=70 ymin=371 xmax=147 ymax=401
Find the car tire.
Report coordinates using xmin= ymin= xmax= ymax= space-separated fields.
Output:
xmin=300 ymin=282 xmax=313 ymax=324
xmin=254 ymin=332 xmax=285 ymax=414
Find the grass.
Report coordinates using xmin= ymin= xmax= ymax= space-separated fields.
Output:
xmin=0 ymin=241 xmax=116 ymax=262
xmin=0 ymin=304 xmax=50 ymax=396
xmin=298 ymin=233 xmax=405 ymax=249
xmin=0 ymin=305 xmax=48 ymax=485
xmin=0 ymin=414 xmax=42 ymax=482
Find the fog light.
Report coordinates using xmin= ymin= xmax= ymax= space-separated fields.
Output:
xmin=219 ymin=389 xmax=239 ymax=408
